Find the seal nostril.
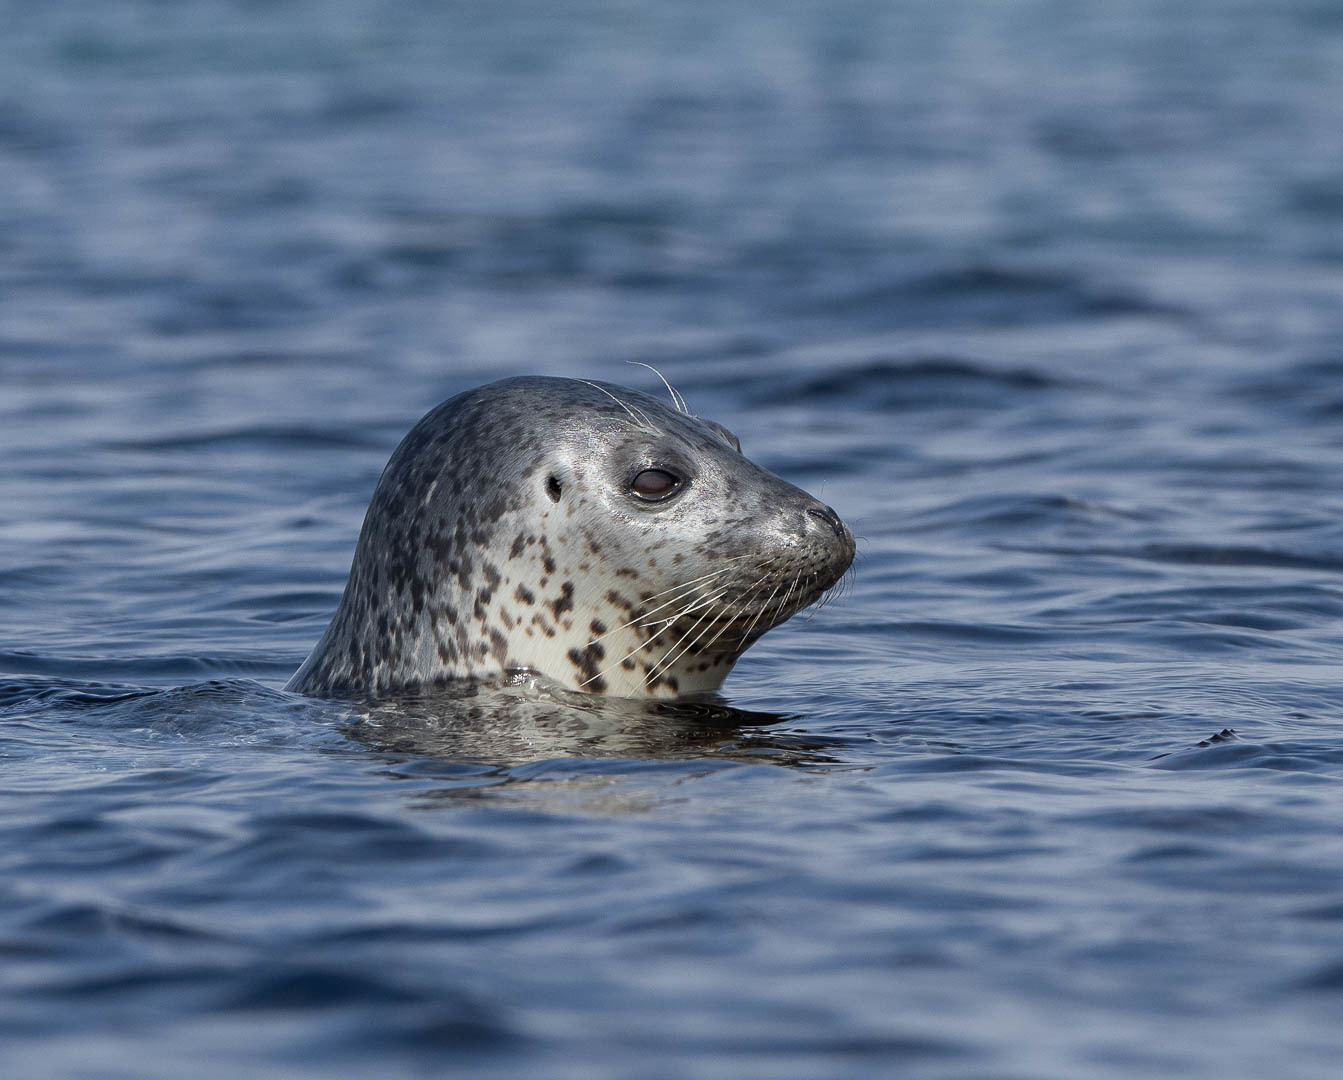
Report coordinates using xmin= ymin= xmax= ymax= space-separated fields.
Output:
xmin=807 ymin=504 xmax=845 ymax=539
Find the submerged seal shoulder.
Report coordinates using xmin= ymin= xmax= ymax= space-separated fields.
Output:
xmin=288 ymin=376 xmax=854 ymax=699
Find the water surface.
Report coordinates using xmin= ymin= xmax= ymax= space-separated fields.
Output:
xmin=4 ymin=2 xmax=1343 ymax=1077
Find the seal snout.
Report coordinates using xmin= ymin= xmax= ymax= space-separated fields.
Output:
xmin=804 ymin=501 xmax=855 ymax=566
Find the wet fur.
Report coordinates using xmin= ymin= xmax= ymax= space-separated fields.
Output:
xmin=288 ymin=377 xmax=855 ymax=699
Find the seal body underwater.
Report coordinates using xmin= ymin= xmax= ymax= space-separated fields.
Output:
xmin=287 ymin=376 xmax=855 ymax=699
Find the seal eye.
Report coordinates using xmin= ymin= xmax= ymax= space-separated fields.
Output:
xmin=630 ymin=468 xmax=681 ymax=502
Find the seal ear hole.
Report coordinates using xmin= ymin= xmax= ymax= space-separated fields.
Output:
xmin=546 ymin=475 xmax=563 ymax=503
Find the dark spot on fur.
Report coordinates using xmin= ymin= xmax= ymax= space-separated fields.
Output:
xmin=642 ymin=668 xmax=679 ymax=693
xmin=548 ymin=581 xmax=574 ymax=619
xmin=515 ymin=584 xmax=535 ymax=605
xmin=509 ymin=533 xmax=526 ymax=559
xmin=568 ymin=644 xmax=606 ymax=692
xmin=543 ymin=555 xmax=557 ymax=575
xmin=455 ymin=550 xmax=474 ymax=590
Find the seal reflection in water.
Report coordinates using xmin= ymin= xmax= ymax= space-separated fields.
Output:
xmin=288 ymin=376 xmax=855 ymax=699
xmin=344 ymin=683 xmax=843 ymax=770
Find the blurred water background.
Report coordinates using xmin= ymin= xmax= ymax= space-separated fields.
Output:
xmin=5 ymin=1 xmax=1343 ymax=1077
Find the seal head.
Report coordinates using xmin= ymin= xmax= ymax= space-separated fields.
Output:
xmin=288 ymin=376 xmax=854 ymax=699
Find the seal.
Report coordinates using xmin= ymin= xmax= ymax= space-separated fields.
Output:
xmin=287 ymin=376 xmax=854 ymax=699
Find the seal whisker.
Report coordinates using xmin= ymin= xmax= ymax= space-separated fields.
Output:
xmin=812 ymin=566 xmax=850 ymax=615
xmin=623 ymin=556 xmax=754 ymax=611
xmin=578 ymin=629 xmax=668 ymax=688
xmin=755 ymin=572 xmax=803 ymax=639
xmin=725 ymin=582 xmax=768 ymax=650
xmin=694 ymin=596 xmax=749 ymax=658
xmin=802 ymin=574 xmax=830 ymax=620
xmin=778 ymin=572 xmax=803 ymax=622
xmin=735 ymin=576 xmax=787 ymax=653
xmin=713 ymin=572 xmax=771 ymax=655
xmin=644 ymin=598 xmax=724 ymax=684
xmin=676 ymin=565 xmax=787 ymax=671
xmin=622 ymin=594 xmax=725 ymax=654
xmin=585 ymin=559 xmax=755 ymax=646
xmin=579 ymin=580 xmax=737 ymax=688
xmin=633 ymin=553 xmax=756 ymax=601
xmin=579 ymin=380 xmax=660 ymax=434
xmin=585 ymin=582 xmax=713 ymax=646
xmin=687 ymin=567 xmax=776 ymax=663
xmin=644 ymin=579 xmax=738 ymax=631
xmin=630 ymin=578 xmax=742 ymax=630
xmin=626 ymin=361 xmax=689 ymax=415
xmin=819 ymin=563 xmax=855 ymax=614
xmin=579 ymin=611 xmax=675 ymax=687
xmin=647 ymin=583 xmax=750 ymax=682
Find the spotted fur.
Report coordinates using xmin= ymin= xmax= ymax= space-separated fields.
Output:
xmin=287 ymin=377 xmax=855 ymax=700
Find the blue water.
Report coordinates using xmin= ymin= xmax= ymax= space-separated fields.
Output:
xmin=5 ymin=1 xmax=1343 ymax=1076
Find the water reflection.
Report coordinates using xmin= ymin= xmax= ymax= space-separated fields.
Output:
xmin=340 ymin=676 xmax=841 ymax=768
